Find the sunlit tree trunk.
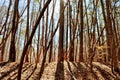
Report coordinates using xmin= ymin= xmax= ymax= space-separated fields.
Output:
xmin=68 ymin=1 xmax=72 ymax=61
xmin=64 ymin=3 xmax=69 ymax=61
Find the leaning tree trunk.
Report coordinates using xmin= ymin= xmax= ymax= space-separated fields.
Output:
xmin=17 ymin=0 xmax=52 ymax=80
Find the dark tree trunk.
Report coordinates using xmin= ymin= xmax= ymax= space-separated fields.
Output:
xmin=79 ymin=0 xmax=84 ymax=62
xmin=58 ymin=0 xmax=64 ymax=62
xmin=9 ymin=0 xmax=19 ymax=62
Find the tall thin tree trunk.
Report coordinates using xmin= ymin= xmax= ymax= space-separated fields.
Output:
xmin=25 ymin=0 xmax=30 ymax=62
xmin=65 ymin=4 xmax=69 ymax=61
xmin=79 ymin=0 xmax=84 ymax=62
xmin=49 ymin=0 xmax=55 ymax=62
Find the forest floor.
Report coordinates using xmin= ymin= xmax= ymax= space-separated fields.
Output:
xmin=0 ymin=61 xmax=120 ymax=80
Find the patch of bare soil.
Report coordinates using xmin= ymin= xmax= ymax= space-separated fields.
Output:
xmin=0 ymin=61 xmax=119 ymax=80
xmin=41 ymin=61 xmax=119 ymax=80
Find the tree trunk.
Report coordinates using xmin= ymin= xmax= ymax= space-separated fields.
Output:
xmin=49 ymin=0 xmax=55 ymax=62
xmin=79 ymin=0 xmax=84 ymax=62
xmin=58 ymin=0 xmax=64 ymax=62
xmin=9 ymin=0 xmax=19 ymax=62
xmin=25 ymin=0 xmax=30 ymax=62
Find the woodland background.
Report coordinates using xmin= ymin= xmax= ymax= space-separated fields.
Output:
xmin=0 ymin=0 xmax=120 ymax=80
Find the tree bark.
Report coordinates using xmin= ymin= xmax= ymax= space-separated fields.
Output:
xmin=58 ymin=0 xmax=64 ymax=62
xmin=79 ymin=0 xmax=84 ymax=62
xmin=9 ymin=0 xmax=19 ymax=62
